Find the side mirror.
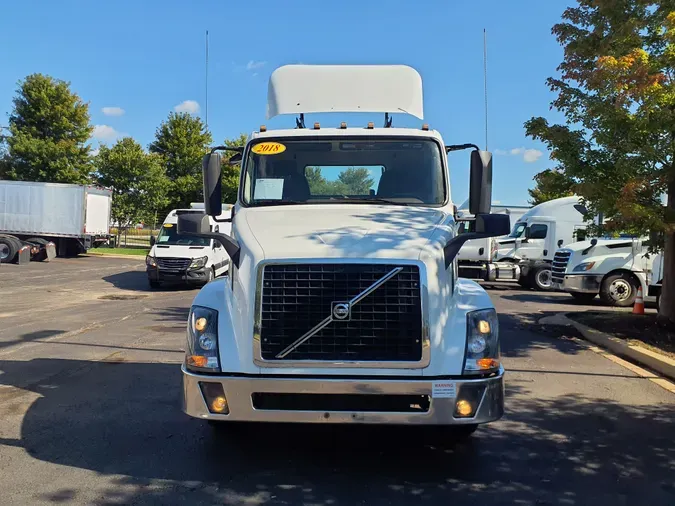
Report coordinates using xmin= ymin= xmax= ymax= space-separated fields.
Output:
xmin=469 ymin=150 xmax=493 ymax=215
xmin=150 ymin=236 xmax=156 ymax=247
xmin=475 ymin=213 xmax=510 ymax=236
xmin=202 ymin=152 xmax=223 ymax=217
xmin=177 ymin=211 xmax=211 ymax=235
xmin=558 ymin=239 xmax=563 ymax=248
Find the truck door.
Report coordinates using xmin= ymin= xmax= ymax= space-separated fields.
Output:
xmin=517 ymin=221 xmax=549 ymax=261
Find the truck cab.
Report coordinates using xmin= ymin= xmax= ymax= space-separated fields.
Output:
xmin=177 ymin=65 xmax=510 ymax=437
xmin=145 ymin=203 xmax=232 ymax=289
xmin=513 ymin=196 xmax=590 ymax=290
xmin=552 ymin=236 xmax=659 ymax=307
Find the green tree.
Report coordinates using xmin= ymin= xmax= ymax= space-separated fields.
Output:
xmin=95 ymin=138 xmax=169 ymax=244
xmin=221 ymin=133 xmax=248 ymax=204
xmin=338 ymin=167 xmax=374 ymax=194
xmin=525 ymin=1 xmax=675 ymax=325
xmin=149 ymin=112 xmax=212 ymax=210
xmin=4 ymin=74 xmax=93 ymax=183
xmin=528 ymin=168 xmax=576 ymax=205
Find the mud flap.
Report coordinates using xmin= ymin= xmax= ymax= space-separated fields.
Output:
xmin=15 ymin=245 xmax=32 ymax=264
xmin=43 ymin=242 xmax=57 ymax=261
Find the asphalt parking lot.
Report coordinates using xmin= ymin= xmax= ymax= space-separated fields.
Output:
xmin=0 ymin=257 xmax=673 ymax=505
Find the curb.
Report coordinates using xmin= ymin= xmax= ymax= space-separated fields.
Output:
xmin=539 ymin=313 xmax=675 ymax=382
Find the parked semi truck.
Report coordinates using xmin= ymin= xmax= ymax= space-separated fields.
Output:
xmin=499 ymin=196 xmax=591 ymax=290
xmin=456 ymin=203 xmax=529 ymax=281
xmin=0 ymin=180 xmax=112 ymax=259
xmin=552 ymin=237 xmax=660 ymax=307
xmin=176 ymin=64 xmax=510 ymax=438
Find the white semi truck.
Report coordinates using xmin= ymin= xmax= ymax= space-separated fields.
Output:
xmin=456 ymin=203 xmax=529 ymax=281
xmin=498 ymin=196 xmax=591 ymax=290
xmin=0 ymin=180 xmax=112 ymax=261
xmin=552 ymin=237 xmax=661 ymax=307
xmin=176 ymin=64 xmax=510 ymax=438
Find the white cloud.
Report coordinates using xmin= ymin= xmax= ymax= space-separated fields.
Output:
xmin=102 ymin=106 xmax=125 ymax=117
xmin=92 ymin=124 xmax=121 ymax=142
xmin=91 ymin=147 xmax=100 ymax=156
xmin=523 ymin=149 xmax=543 ymax=163
xmin=246 ymin=60 xmax=266 ymax=71
xmin=174 ymin=100 xmax=200 ymax=114
xmin=494 ymin=146 xmax=544 ymax=163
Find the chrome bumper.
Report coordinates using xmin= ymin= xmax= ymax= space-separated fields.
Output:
xmin=182 ymin=366 xmax=504 ymax=425
xmin=559 ymin=274 xmax=603 ymax=293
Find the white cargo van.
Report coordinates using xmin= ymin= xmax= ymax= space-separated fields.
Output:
xmin=145 ymin=203 xmax=232 ymax=289
xmin=648 ymin=253 xmax=664 ymax=310
xmin=552 ymin=237 xmax=660 ymax=307
xmin=176 ymin=64 xmax=511 ymax=438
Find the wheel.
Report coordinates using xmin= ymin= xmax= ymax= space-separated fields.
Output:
xmin=599 ymin=273 xmax=639 ymax=307
xmin=149 ymin=280 xmax=161 ymax=289
xmin=570 ymin=292 xmax=597 ymax=304
xmin=531 ymin=266 xmax=553 ymax=291
xmin=0 ymin=237 xmax=18 ymax=263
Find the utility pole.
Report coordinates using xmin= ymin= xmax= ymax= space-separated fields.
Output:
xmin=483 ymin=28 xmax=488 ymax=151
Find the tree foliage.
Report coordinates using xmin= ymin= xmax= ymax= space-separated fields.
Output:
xmin=5 ymin=74 xmax=93 ymax=183
xmin=306 ymin=167 xmax=375 ymax=195
xmin=528 ymin=168 xmax=576 ymax=205
xmin=96 ymin=138 xmax=169 ymax=238
xmin=149 ymin=112 xmax=212 ymax=209
xmin=525 ymin=0 xmax=675 ymax=324
xmin=221 ymin=133 xmax=248 ymax=204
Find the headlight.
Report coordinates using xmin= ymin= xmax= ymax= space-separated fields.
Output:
xmin=185 ymin=305 xmax=220 ymax=372
xmin=190 ymin=256 xmax=208 ymax=269
xmin=146 ymin=255 xmax=157 ymax=267
xmin=573 ymin=261 xmax=595 ymax=272
xmin=464 ymin=309 xmax=500 ymax=374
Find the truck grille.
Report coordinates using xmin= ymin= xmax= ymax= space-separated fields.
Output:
xmin=552 ymin=249 xmax=572 ymax=283
xmin=259 ymin=264 xmax=423 ymax=362
xmin=156 ymin=257 xmax=191 ymax=270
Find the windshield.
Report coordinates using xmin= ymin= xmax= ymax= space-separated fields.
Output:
xmin=242 ymin=138 xmax=446 ymax=206
xmin=509 ymin=222 xmax=526 ymax=238
xmin=156 ymin=224 xmax=209 ymax=246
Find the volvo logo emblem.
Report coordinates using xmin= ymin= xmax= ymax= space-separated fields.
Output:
xmin=332 ymin=303 xmax=350 ymax=320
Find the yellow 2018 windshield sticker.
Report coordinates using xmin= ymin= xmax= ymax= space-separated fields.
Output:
xmin=252 ymin=142 xmax=286 ymax=155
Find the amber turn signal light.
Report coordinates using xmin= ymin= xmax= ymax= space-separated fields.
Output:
xmin=187 ymin=355 xmax=208 ymax=368
xmin=476 ymin=358 xmax=499 ymax=370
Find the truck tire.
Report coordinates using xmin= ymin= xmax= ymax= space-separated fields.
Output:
xmin=599 ymin=273 xmax=639 ymax=307
xmin=0 ymin=236 xmax=19 ymax=263
xmin=530 ymin=266 xmax=553 ymax=291
xmin=570 ymin=292 xmax=596 ymax=304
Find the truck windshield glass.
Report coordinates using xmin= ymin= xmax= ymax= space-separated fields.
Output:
xmin=242 ymin=138 xmax=446 ymax=206
xmin=509 ymin=222 xmax=526 ymax=238
xmin=157 ymin=225 xmax=209 ymax=246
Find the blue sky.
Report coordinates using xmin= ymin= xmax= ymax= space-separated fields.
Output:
xmin=0 ymin=0 xmax=572 ymax=205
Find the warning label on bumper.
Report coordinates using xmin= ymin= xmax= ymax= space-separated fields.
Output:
xmin=432 ymin=381 xmax=457 ymax=398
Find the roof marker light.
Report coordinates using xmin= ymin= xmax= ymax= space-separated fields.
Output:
xmin=367 ymin=122 xmax=374 ymax=129
xmin=422 ymin=124 xmax=429 ymax=131
xmin=340 ymin=122 xmax=347 ymax=129
xmin=260 ymin=125 xmax=267 ymax=132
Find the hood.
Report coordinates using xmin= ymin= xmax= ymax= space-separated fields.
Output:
xmin=150 ymin=244 xmax=208 ymax=259
xmin=242 ymin=205 xmax=450 ymax=260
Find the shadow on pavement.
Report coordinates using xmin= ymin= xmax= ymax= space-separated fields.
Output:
xmin=102 ymin=270 xmax=199 ymax=293
xmin=499 ymin=312 xmax=588 ymax=357
xmin=0 ymin=358 xmax=672 ymax=505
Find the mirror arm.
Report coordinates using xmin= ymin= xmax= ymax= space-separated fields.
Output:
xmin=444 ymin=233 xmax=486 ymax=268
xmin=445 ymin=143 xmax=481 ymax=153
xmin=210 ymin=145 xmax=244 ymax=155
xmin=192 ymin=232 xmax=241 ymax=268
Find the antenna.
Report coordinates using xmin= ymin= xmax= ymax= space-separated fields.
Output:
xmin=205 ymin=30 xmax=209 ymax=129
xmin=483 ymin=28 xmax=488 ymax=151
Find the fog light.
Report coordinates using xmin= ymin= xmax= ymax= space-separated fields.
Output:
xmin=199 ymin=382 xmax=229 ymax=415
xmin=455 ymin=399 xmax=474 ymax=417
xmin=211 ymin=396 xmax=228 ymax=413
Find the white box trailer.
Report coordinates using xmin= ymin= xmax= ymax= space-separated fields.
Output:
xmin=0 ymin=180 xmax=112 ymax=259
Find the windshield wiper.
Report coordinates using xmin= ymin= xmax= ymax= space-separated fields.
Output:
xmin=252 ymin=199 xmax=307 ymax=206
xmin=337 ymin=197 xmax=413 ymax=206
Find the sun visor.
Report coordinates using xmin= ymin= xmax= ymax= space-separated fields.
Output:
xmin=266 ymin=65 xmax=424 ymax=120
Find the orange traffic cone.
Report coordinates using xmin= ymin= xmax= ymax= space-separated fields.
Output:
xmin=632 ymin=286 xmax=645 ymax=315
